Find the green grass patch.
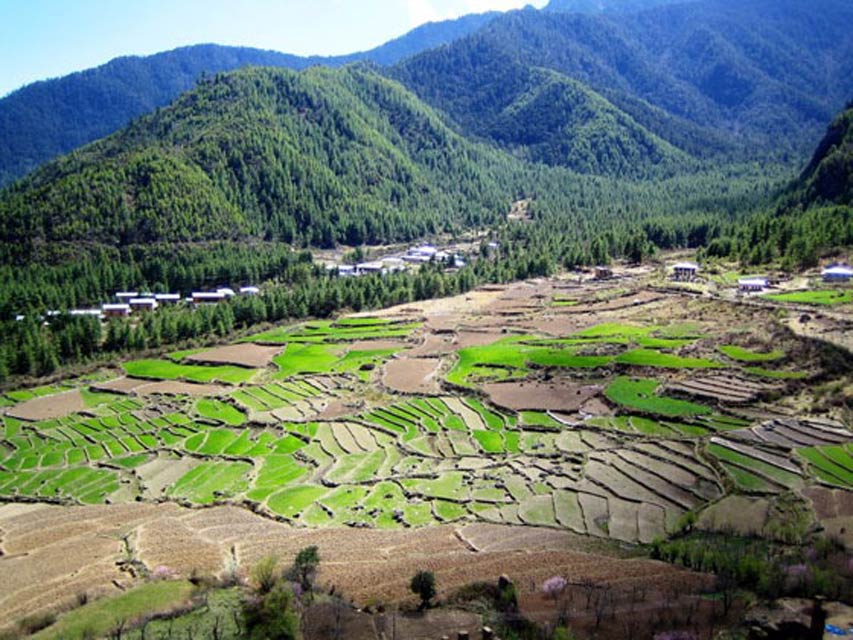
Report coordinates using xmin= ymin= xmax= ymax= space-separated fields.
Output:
xmin=196 ymin=399 xmax=246 ymax=426
xmin=719 ymin=345 xmax=785 ymax=362
xmin=605 ymin=377 xmax=712 ymax=417
xmin=616 ymin=349 xmax=721 ymax=369
xmin=167 ymin=461 xmax=252 ymax=504
xmin=473 ymin=430 xmax=504 ymax=454
xmin=798 ymin=446 xmax=853 ymax=487
xmin=123 ymin=360 xmax=254 ymax=384
xmin=764 ymin=289 xmax=853 ymax=306
xmin=32 ymin=580 xmax=195 ymax=640
xmin=267 ymin=485 xmax=327 ymax=518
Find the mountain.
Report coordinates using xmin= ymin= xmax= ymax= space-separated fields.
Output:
xmin=0 ymin=12 xmax=498 ymax=187
xmin=0 ymin=65 xmax=524 ymax=252
xmin=394 ymin=0 xmax=853 ymax=171
xmin=798 ymin=102 xmax=853 ymax=207
xmin=543 ymin=0 xmax=692 ymax=14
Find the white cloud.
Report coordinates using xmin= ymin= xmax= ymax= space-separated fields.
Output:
xmin=464 ymin=0 xmax=537 ymax=12
xmin=407 ymin=0 xmax=449 ymax=26
xmin=407 ymin=0 xmax=547 ymax=29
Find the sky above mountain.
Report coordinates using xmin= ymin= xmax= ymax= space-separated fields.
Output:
xmin=0 ymin=0 xmax=546 ymax=97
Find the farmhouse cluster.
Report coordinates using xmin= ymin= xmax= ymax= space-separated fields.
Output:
xmin=326 ymin=244 xmax=467 ymax=277
xmin=22 ymin=286 xmax=263 ymax=322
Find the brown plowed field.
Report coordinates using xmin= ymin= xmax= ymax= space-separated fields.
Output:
xmin=483 ymin=380 xmax=602 ymax=411
xmin=383 ymin=357 xmax=441 ymax=394
xmin=0 ymin=503 xmax=708 ymax=628
xmin=5 ymin=389 xmax=86 ymax=421
xmin=185 ymin=343 xmax=282 ymax=368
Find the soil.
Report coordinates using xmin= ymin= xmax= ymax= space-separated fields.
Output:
xmin=383 ymin=357 xmax=441 ymax=394
xmin=483 ymin=380 xmax=602 ymax=412
xmin=5 ymin=389 xmax=86 ymax=421
xmin=185 ymin=344 xmax=283 ymax=368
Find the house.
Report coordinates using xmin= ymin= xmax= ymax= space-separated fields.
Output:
xmin=192 ymin=292 xmax=226 ymax=304
xmin=821 ymin=264 xmax=853 ymax=282
xmin=216 ymin=287 xmax=236 ymax=298
xmin=356 ymin=261 xmax=385 ymax=276
xmin=102 ymin=303 xmax=131 ymax=318
xmin=594 ymin=266 xmax=613 ymax=280
xmin=115 ymin=292 xmax=138 ymax=301
xmin=129 ymin=298 xmax=158 ymax=312
xmin=738 ymin=277 xmax=768 ymax=293
xmin=672 ymin=261 xmax=699 ymax=281
xmin=239 ymin=286 xmax=260 ymax=295
xmin=69 ymin=309 xmax=103 ymax=318
xmin=154 ymin=293 xmax=181 ymax=304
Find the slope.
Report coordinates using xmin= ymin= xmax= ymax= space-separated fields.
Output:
xmin=0 ymin=12 xmax=498 ymax=187
xmin=394 ymin=0 xmax=853 ymax=168
xmin=0 ymin=65 xmax=522 ymax=251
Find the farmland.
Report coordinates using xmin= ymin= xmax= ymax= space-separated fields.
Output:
xmin=1 ymin=267 xmax=851 ymax=631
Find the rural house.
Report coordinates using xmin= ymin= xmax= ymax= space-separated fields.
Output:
xmin=192 ymin=291 xmax=227 ymax=304
xmin=672 ymin=261 xmax=699 ymax=281
xmin=154 ymin=293 xmax=181 ymax=304
xmin=129 ymin=298 xmax=158 ymax=312
xmin=738 ymin=277 xmax=768 ymax=293
xmin=821 ymin=264 xmax=853 ymax=282
xmin=102 ymin=303 xmax=131 ymax=318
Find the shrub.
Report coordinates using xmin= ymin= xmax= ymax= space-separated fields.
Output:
xmin=410 ymin=570 xmax=436 ymax=609
xmin=17 ymin=612 xmax=56 ymax=635
xmin=252 ymin=555 xmax=279 ymax=595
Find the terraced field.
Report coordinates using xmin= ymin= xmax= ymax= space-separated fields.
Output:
xmin=1 ymin=275 xmax=851 ymax=555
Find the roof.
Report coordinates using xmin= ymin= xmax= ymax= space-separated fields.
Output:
xmin=738 ymin=277 xmax=768 ymax=286
xmin=154 ymin=293 xmax=181 ymax=300
xmin=192 ymin=292 xmax=226 ymax=299
xmin=216 ymin=288 xmax=236 ymax=297
xmin=115 ymin=292 xmax=138 ymax=298
xmin=673 ymin=262 xmax=699 ymax=270
xmin=821 ymin=265 xmax=853 ymax=276
xmin=240 ymin=286 xmax=260 ymax=293
xmin=356 ymin=261 xmax=385 ymax=270
xmin=69 ymin=309 xmax=102 ymax=316
xmin=129 ymin=298 xmax=157 ymax=306
xmin=102 ymin=303 xmax=131 ymax=311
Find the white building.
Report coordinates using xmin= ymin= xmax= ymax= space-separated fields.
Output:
xmin=154 ymin=293 xmax=182 ymax=304
xmin=672 ymin=261 xmax=699 ymax=281
xmin=192 ymin=292 xmax=227 ymax=304
xmin=216 ymin=287 xmax=236 ymax=298
xmin=129 ymin=298 xmax=158 ymax=312
xmin=738 ymin=277 xmax=768 ymax=293
xmin=69 ymin=309 xmax=103 ymax=318
xmin=239 ymin=286 xmax=261 ymax=295
xmin=115 ymin=292 xmax=138 ymax=301
xmin=356 ymin=261 xmax=385 ymax=275
xmin=102 ymin=303 xmax=131 ymax=318
xmin=821 ymin=264 xmax=853 ymax=282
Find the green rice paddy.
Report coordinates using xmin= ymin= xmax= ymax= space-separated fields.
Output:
xmin=763 ymin=289 xmax=853 ymax=306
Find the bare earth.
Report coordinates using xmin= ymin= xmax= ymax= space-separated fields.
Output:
xmin=185 ymin=343 xmax=283 ymax=368
xmin=483 ymin=380 xmax=603 ymax=412
xmin=383 ymin=357 xmax=441 ymax=394
xmin=0 ymin=503 xmax=704 ymax=628
xmin=5 ymin=389 xmax=86 ymax=421
xmin=93 ymin=377 xmax=230 ymax=397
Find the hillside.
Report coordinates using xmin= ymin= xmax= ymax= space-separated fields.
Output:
xmin=798 ymin=103 xmax=853 ymax=207
xmin=0 ymin=65 xmax=522 ymax=251
xmin=394 ymin=0 xmax=853 ymax=169
xmin=0 ymin=12 xmax=498 ymax=187
xmin=543 ymin=0 xmax=692 ymax=14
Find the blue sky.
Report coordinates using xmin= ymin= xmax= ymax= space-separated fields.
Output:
xmin=0 ymin=0 xmax=546 ymax=97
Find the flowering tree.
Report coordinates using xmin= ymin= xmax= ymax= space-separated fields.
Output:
xmin=543 ymin=576 xmax=568 ymax=602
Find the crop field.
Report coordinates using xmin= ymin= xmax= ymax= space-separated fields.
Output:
xmin=763 ymin=289 xmax=853 ymax=306
xmin=1 ymin=273 xmax=851 ymax=628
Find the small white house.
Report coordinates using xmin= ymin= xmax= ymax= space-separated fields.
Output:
xmin=356 ymin=261 xmax=385 ymax=276
xmin=154 ymin=293 xmax=181 ymax=304
xmin=239 ymin=286 xmax=260 ymax=295
xmin=129 ymin=298 xmax=158 ymax=312
xmin=69 ymin=309 xmax=103 ymax=318
xmin=738 ymin=277 xmax=768 ymax=293
xmin=192 ymin=292 xmax=226 ymax=304
xmin=115 ymin=292 xmax=138 ymax=301
xmin=102 ymin=303 xmax=131 ymax=318
xmin=821 ymin=264 xmax=853 ymax=282
xmin=672 ymin=261 xmax=699 ymax=281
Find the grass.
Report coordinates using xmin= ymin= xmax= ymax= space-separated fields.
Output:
xmin=719 ymin=345 xmax=785 ymax=362
xmin=798 ymin=446 xmax=853 ymax=487
xmin=31 ymin=580 xmax=195 ymax=640
xmin=605 ymin=377 xmax=712 ymax=417
xmin=244 ymin=319 xmax=420 ymax=344
xmin=745 ymin=367 xmax=807 ymax=380
xmin=123 ymin=360 xmax=254 ymax=384
xmin=708 ymin=444 xmax=802 ymax=489
xmin=267 ymin=484 xmax=327 ymax=518
xmin=167 ymin=461 xmax=252 ymax=504
xmin=764 ymin=289 xmax=853 ymax=306
xmin=196 ymin=399 xmax=245 ymax=426
xmin=615 ymin=349 xmax=721 ymax=369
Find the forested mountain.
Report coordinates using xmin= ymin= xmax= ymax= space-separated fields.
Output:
xmin=543 ymin=0 xmax=691 ymax=14
xmin=0 ymin=65 xmax=526 ymax=252
xmin=705 ymin=103 xmax=853 ymax=267
xmin=394 ymin=0 xmax=853 ymax=172
xmin=0 ymin=12 xmax=498 ymax=187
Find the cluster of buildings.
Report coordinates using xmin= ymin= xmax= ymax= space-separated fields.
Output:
xmin=326 ymin=244 xmax=467 ymax=278
xmin=18 ymin=286 xmax=262 ymax=322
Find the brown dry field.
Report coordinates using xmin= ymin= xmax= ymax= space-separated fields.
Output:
xmin=382 ymin=357 xmax=441 ymax=394
xmin=483 ymin=380 xmax=602 ymax=412
xmin=5 ymin=389 xmax=86 ymax=421
xmin=802 ymin=486 xmax=853 ymax=548
xmin=408 ymin=333 xmax=455 ymax=356
xmin=185 ymin=343 xmax=282 ymax=368
xmin=94 ymin=377 xmax=230 ymax=397
xmin=0 ymin=503 xmax=706 ymax=629
xmin=348 ymin=339 xmax=411 ymax=352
